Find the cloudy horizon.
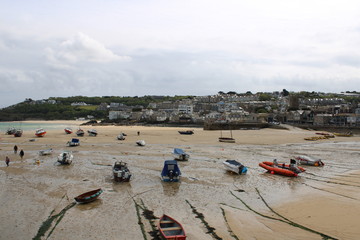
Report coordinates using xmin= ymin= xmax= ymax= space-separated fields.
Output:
xmin=1 ymin=0 xmax=360 ymax=108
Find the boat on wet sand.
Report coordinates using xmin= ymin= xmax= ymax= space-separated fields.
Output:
xmin=161 ymin=160 xmax=181 ymax=182
xmin=39 ymin=148 xmax=53 ymax=156
xmin=178 ymin=130 xmax=194 ymax=135
xmin=173 ymin=148 xmax=189 ymax=161
xmin=14 ymin=129 xmax=23 ymax=137
xmin=88 ymin=129 xmax=97 ymax=136
xmin=295 ymin=155 xmax=324 ymax=166
xmin=57 ymin=151 xmax=73 ymax=165
xmin=64 ymin=127 xmax=73 ymax=134
xmin=113 ymin=161 xmax=132 ymax=182
xmin=223 ymin=160 xmax=247 ymax=174
xmin=74 ymin=188 xmax=103 ymax=204
xmin=136 ymin=140 xmax=146 ymax=146
xmin=158 ymin=214 xmax=186 ymax=240
xmin=35 ymin=128 xmax=47 ymax=137
xmin=259 ymin=161 xmax=305 ymax=177
xmin=67 ymin=138 xmax=80 ymax=147
xmin=76 ymin=128 xmax=85 ymax=137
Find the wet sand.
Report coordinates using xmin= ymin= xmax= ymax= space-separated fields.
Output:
xmin=1 ymin=121 xmax=360 ymax=239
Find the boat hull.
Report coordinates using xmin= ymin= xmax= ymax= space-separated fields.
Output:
xmin=219 ymin=137 xmax=235 ymax=143
xmin=178 ymin=131 xmax=193 ymax=135
xmin=223 ymin=160 xmax=247 ymax=174
xmin=74 ymin=188 xmax=103 ymax=203
xmin=295 ymin=156 xmax=324 ymax=166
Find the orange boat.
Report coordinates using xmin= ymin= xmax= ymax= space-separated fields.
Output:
xmin=35 ymin=128 xmax=46 ymax=137
xmin=259 ymin=161 xmax=305 ymax=177
xmin=158 ymin=214 xmax=186 ymax=240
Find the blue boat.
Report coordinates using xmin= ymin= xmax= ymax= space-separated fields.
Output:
xmin=223 ymin=160 xmax=247 ymax=174
xmin=161 ymin=160 xmax=181 ymax=182
xmin=173 ymin=148 xmax=189 ymax=161
xmin=67 ymin=138 xmax=80 ymax=147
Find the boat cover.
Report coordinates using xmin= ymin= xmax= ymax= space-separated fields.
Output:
xmin=71 ymin=138 xmax=79 ymax=143
xmin=174 ymin=148 xmax=185 ymax=155
xmin=161 ymin=160 xmax=181 ymax=177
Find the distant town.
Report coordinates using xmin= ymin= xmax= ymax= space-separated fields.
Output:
xmin=2 ymin=90 xmax=360 ymax=130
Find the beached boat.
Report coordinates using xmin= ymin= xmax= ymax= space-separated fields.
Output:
xmin=117 ymin=133 xmax=125 ymax=140
xmin=158 ymin=214 xmax=186 ymax=240
xmin=136 ymin=140 xmax=146 ymax=146
xmin=67 ymin=138 xmax=80 ymax=147
xmin=333 ymin=132 xmax=353 ymax=137
xmin=74 ymin=188 xmax=103 ymax=204
xmin=88 ymin=129 xmax=98 ymax=136
xmin=219 ymin=130 xmax=235 ymax=143
xmin=259 ymin=161 xmax=305 ymax=177
xmin=178 ymin=130 xmax=194 ymax=135
xmin=57 ymin=151 xmax=73 ymax=165
xmin=35 ymin=128 xmax=47 ymax=137
xmin=39 ymin=148 xmax=53 ymax=156
xmin=6 ymin=127 xmax=16 ymax=135
xmin=113 ymin=161 xmax=132 ymax=182
xmin=223 ymin=160 xmax=247 ymax=174
xmin=14 ymin=129 xmax=23 ymax=137
xmin=76 ymin=128 xmax=85 ymax=137
xmin=173 ymin=148 xmax=189 ymax=161
xmin=161 ymin=160 xmax=181 ymax=182
xmin=64 ymin=127 xmax=73 ymax=134
xmin=316 ymin=132 xmax=334 ymax=138
xmin=295 ymin=155 xmax=324 ymax=166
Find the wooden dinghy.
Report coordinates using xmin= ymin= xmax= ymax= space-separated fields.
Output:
xmin=74 ymin=188 xmax=103 ymax=204
xmin=158 ymin=214 xmax=186 ymax=240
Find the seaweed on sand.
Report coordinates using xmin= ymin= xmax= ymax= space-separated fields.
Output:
xmin=185 ymin=200 xmax=222 ymax=240
xmin=220 ymin=207 xmax=239 ymax=240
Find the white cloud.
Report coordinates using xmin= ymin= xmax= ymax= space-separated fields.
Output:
xmin=45 ymin=32 xmax=131 ymax=68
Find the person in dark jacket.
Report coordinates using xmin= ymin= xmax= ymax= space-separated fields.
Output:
xmin=5 ymin=156 xmax=10 ymax=166
xmin=14 ymin=145 xmax=18 ymax=154
xmin=19 ymin=149 xmax=24 ymax=159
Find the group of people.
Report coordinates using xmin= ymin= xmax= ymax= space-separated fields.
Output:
xmin=5 ymin=145 xmax=24 ymax=167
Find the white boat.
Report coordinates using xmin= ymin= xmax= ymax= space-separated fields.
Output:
xmin=223 ymin=160 xmax=247 ymax=174
xmin=88 ymin=129 xmax=98 ymax=136
xmin=173 ymin=148 xmax=189 ymax=161
xmin=136 ymin=140 xmax=146 ymax=146
xmin=113 ymin=161 xmax=132 ymax=182
xmin=35 ymin=128 xmax=47 ymax=137
xmin=295 ymin=155 xmax=324 ymax=166
xmin=57 ymin=151 xmax=73 ymax=165
xmin=67 ymin=138 xmax=80 ymax=147
xmin=39 ymin=148 xmax=53 ymax=156
xmin=117 ymin=133 xmax=125 ymax=140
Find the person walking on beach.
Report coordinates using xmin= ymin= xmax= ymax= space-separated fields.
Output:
xmin=19 ymin=149 xmax=24 ymax=159
xmin=137 ymin=131 xmax=140 ymax=136
xmin=5 ymin=156 xmax=10 ymax=166
xmin=14 ymin=145 xmax=18 ymax=154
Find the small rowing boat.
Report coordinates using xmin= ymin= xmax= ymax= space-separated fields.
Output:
xmin=74 ymin=188 xmax=103 ymax=204
xmin=158 ymin=214 xmax=186 ymax=240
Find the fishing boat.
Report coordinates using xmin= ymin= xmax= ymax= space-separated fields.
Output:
xmin=136 ymin=140 xmax=146 ymax=146
xmin=259 ymin=161 xmax=305 ymax=177
xmin=67 ymin=138 xmax=80 ymax=147
xmin=14 ymin=129 xmax=23 ymax=137
xmin=113 ymin=161 xmax=132 ymax=182
xmin=173 ymin=148 xmax=189 ymax=161
xmin=39 ymin=148 xmax=53 ymax=156
xmin=57 ymin=151 xmax=73 ymax=165
xmin=158 ymin=214 xmax=186 ymax=240
xmin=161 ymin=160 xmax=181 ymax=182
xmin=88 ymin=129 xmax=98 ymax=136
xmin=219 ymin=130 xmax=235 ymax=143
xmin=64 ymin=127 xmax=73 ymax=134
xmin=6 ymin=127 xmax=16 ymax=135
xmin=76 ymin=128 xmax=85 ymax=137
xmin=295 ymin=155 xmax=324 ymax=166
xmin=35 ymin=128 xmax=47 ymax=137
xmin=74 ymin=188 xmax=103 ymax=204
xmin=223 ymin=160 xmax=247 ymax=174
xmin=117 ymin=133 xmax=125 ymax=140
xmin=178 ymin=130 xmax=194 ymax=135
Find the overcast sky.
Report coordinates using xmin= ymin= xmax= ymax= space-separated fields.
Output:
xmin=1 ymin=0 xmax=360 ymax=108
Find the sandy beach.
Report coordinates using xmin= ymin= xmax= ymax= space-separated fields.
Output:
xmin=1 ymin=121 xmax=360 ymax=240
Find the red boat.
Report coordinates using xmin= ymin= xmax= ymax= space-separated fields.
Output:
xmin=35 ymin=128 xmax=46 ymax=137
xmin=158 ymin=215 xmax=186 ymax=240
xmin=64 ymin=127 xmax=73 ymax=134
xmin=74 ymin=188 xmax=103 ymax=204
xmin=259 ymin=161 xmax=305 ymax=177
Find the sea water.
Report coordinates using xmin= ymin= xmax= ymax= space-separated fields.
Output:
xmin=0 ymin=121 xmax=81 ymax=132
